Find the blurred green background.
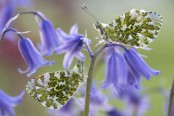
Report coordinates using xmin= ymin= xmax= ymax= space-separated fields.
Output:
xmin=0 ymin=0 xmax=174 ymax=116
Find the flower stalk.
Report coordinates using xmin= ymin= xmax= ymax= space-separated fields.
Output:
xmin=83 ymin=43 xmax=109 ymax=116
xmin=168 ymin=78 xmax=174 ymax=116
xmin=83 ymin=56 xmax=96 ymax=116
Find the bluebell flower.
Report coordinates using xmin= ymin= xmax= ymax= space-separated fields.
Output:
xmin=102 ymin=44 xmax=160 ymax=91
xmin=102 ymin=47 xmax=128 ymax=91
xmin=124 ymin=48 xmax=160 ymax=80
xmin=55 ymin=24 xmax=89 ymax=68
xmin=0 ymin=90 xmax=25 ymax=116
xmin=36 ymin=12 xmax=59 ymax=56
xmin=18 ymin=38 xmax=54 ymax=77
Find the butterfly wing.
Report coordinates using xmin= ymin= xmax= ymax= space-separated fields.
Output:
xmin=26 ymin=70 xmax=83 ymax=109
xmin=106 ymin=9 xmax=163 ymax=47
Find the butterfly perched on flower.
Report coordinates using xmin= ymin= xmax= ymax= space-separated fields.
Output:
xmin=94 ymin=9 xmax=163 ymax=47
xmin=81 ymin=5 xmax=163 ymax=47
xmin=26 ymin=61 xmax=85 ymax=109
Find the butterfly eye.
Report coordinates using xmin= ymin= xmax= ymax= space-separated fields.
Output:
xmin=94 ymin=22 xmax=100 ymax=29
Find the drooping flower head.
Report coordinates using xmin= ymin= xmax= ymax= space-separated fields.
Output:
xmin=18 ymin=38 xmax=54 ymax=77
xmin=35 ymin=12 xmax=59 ymax=56
xmin=124 ymin=48 xmax=160 ymax=80
xmin=102 ymin=44 xmax=160 ymax=92
xmin=0 ymin=90 xmax=25 ymax=116
xmin=55 ymin=24 xmax=90 ymax=68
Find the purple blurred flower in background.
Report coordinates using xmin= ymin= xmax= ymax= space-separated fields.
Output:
xmin=106 ymin=108 xmax=124 ymax=116
xmin=36 ymin=12 xmax=59 ymax=56
xmin=55 ymin=24 xmax=89 ymax=68
xmin=121 ymin=85 xmax=150 ymax=116
xmin=18 ymin=38 xmax=54 ymax=77
xmin=77 ymin=84 xmax=123 ymax=116
xmin=0 ymin=0 xmax=31 ymax=36
xmin=0 ymin=90 xmax=25 ymax=116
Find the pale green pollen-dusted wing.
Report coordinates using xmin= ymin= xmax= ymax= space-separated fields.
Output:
xmin=94 ymin=9 xmax=163 ymax=47
xmin=26 ymin=70 xmax=84 ymax=109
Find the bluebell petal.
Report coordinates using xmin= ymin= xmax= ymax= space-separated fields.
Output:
xmin=54 ymin=43 xmax=72 ymax=54
xmin=0 ymin=90 xmax=25 ymax=107
xmin=112 ymin=54 xmax=128 ymax=92
xmin=102 ymin=55 xmax=116 ymax=89
xmin=0 ymin=100 xmax=15 ymax=116
xmin=56 ymin=28 xmax=73 ymax=42
xmin=0 ymin=90 xmax=25 ymax=116
xmin=38 ymin=19 xmax=59 ymax=56
xmin=18 ymin=38 xmax=34 ymax=72
xmin=115 ymin=50 xmax=128 ymax=88
xmin=124 ymin=48 xmax=160 ymax=80
xmin=18 ymin=67 xmax=30 ymax=74
xmin=127 ymin=71 xmax=141 ymax=89
xmin=18 ymin=38 xmax=54 ymax=77
xmin=125 ymin=55 xmax=141 ymax=87
xmin=63 ymin=51 xmax=76 ymax=68
xmin=76 ymin=52 xmax=86 ymax=61
xmin=26 ymin=66 xmax=38 ymax=77
xmin=69 ymin=23 xmax=78 ymax=35
xmin=25 ymin=38 xmax=54 ymax=66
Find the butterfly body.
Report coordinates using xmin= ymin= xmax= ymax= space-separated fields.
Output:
xmin=94 ymin=9 xmax=163 ymax=47
xmin=26 ymin=70 xmax=83 ymax=109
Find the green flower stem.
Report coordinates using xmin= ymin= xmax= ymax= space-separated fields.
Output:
xmin=83 ymin=57 xmax=96 ymax=116
xmin=168 ymin=79 xmax=174 ymax=116
xmin=83 ymin=42 xmax=122 ymax=116
xmin=83 ymin=43 xmax=108 ymax=116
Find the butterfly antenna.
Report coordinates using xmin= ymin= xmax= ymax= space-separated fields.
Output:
xmin=81 ymin=4 xmax=100 ymax=22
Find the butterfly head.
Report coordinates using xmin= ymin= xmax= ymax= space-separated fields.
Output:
xmin=94 ymin=21 xmax=105 ymax=35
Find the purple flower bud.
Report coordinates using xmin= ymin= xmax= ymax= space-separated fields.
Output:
xmin=0 ymin=90 xmax=25 ymax=116
xmin=18 ymin=38 xmax=54 ymax=77
xmin=55 ymin=24 xmax=89 ymax=68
